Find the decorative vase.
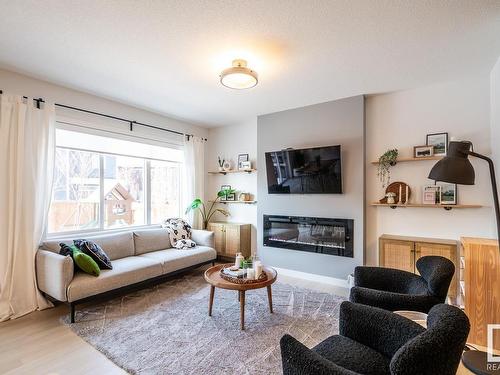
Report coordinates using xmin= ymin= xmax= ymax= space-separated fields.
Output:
xmin=386 ymin=192 xmax=397 ymax=204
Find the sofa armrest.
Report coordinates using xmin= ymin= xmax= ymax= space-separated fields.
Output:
xmin=339 ymin=301 xmax=425 ymax=358
xmin=280 ymin=334 xmax=359 ymax=375
xmin=36 ymin=249 xmax=74 ymax=302
xmin=191 ymin=229 xmax=215 ymax=248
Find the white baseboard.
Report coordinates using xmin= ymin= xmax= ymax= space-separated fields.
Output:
xmin=273 ymin=267 xmax=349 ymax=288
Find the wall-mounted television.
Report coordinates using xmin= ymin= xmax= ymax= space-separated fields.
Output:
xmin=265 ymin=145 xmax=342 ymax=194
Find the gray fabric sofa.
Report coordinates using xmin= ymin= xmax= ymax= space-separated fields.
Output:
xmin=36 ymin=227 xmax=216 ymax=322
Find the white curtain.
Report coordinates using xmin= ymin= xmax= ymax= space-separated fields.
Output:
xmin=183 ymin=135 xmax=205 ymax=229
xmin=0 ymin=94 xmax=55 ymax=321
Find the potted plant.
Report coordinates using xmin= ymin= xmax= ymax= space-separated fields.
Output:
xmin=377 ymin=149 xmax=398 ymax=187
xmin=185 ymin=188 xmax=236 ymax=229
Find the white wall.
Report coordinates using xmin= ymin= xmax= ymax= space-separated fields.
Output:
xmin=257 ymin=96 xmax=365 ymax=279
xmin=205 ymin=119 xmax=258 ymax=253
xmin=365 ymin=73 xmax=495 ymax=265
xmin=0 ymin=69 xmax=208 ymax=141
xmin=491 ymin=57 xmax=500 ymax=194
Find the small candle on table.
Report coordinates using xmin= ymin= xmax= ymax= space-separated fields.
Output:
xmin=254 ymin=261 xmax=262 ymax=280
xmin=405 ymin=185 xmax=409 ymax=204
xmin=246 ymin=268 xmax=255 ymax=280
xmin=398 ymin=184 xmax=402 ymax=204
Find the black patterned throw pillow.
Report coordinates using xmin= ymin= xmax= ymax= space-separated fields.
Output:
xmin=73 ymin=239 xmax=113 ymax=270
xmin=161 ymin=218 xmax=197 ymax=249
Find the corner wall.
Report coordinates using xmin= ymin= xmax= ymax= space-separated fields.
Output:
xmin=491 ymin=57 xmax=500 ymax=196
xmin=365 ymin=73 xmax=495 ymax=265
xmin=257 ymin=96 xmax=365 ymax=279
xmin=205 ymin=119 xmax=258 ymax=253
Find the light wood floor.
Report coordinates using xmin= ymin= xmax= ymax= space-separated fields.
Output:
xmin=0 ymin=271 xmax=476 ymax=375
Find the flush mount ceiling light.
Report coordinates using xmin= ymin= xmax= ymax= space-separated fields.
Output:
xmin=220 ymin=59 xmax=258 ymax=89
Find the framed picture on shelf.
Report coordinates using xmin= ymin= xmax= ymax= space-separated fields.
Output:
xmin=438 ymin=183 xmax=457 ymax=205
xmin=240 ymin=161 xmax=251 ymax=170
xmin=426 ymin=132 xmax=448 ymax=156
xmin=414 ymin=145 xmax=434 ymax=158
xmin=237 ymin=154 xmax=249 ymax=170
xmin=225 ymin=193 xmax=236 ymax=201
xmin=422 ymin=185 xmax=441 ymax=205
xmin=220 ymin=185 xmax=231 ymax=200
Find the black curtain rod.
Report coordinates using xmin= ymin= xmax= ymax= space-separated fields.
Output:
xmin=0 ymin=90 xmax=207 ymax=141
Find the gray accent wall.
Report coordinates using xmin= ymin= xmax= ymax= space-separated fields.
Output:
xmin=257 ymin=95 xmax=365 ymax=279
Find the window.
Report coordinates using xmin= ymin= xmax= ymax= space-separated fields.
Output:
xmin=150 ymin=160 xmax=181 ymax=224
xmin=48 ymin=128 xmax=183 ymax=235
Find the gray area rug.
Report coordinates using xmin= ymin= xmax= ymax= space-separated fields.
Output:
xmin=65 ymin=268 xmax=345 ymax=374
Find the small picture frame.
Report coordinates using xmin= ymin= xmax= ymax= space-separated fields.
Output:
xmin=240 ymin=160 xmax=251 ymax=170
xmin=438 ymin=183 xmax=457 ymax=205
xmin=426 ymin=132 xmax=448 ymax=156
xmin=220 ymin=185 xmax=231 ymax=200
xmin=414 ymin=145 xmax=434 ymax=158
xmin=225 ymin=193 xmax=236 ymax=201
xmin=237 ymin=154 xmax=249 ymax=170
xmin=423 ymin=185 xmax=441 ymax=205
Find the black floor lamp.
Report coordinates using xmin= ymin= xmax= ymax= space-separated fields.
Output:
xmin=429 ymin=140 xmax=499 ymax=375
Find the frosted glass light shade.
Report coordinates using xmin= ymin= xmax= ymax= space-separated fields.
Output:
xmin=220 ymin=59 xmax=258 ymax=89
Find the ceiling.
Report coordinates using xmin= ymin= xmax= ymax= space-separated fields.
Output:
xmin=1 ymin=1 xmax=499 ymax=127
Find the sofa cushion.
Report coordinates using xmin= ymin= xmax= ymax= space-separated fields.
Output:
xmin=59 ymin=243 xmax=100 ymax=277
xmin=42 ymin=232 xmax=135 ymax=260
xmin=139 ymin=246 xmax=216 ymax=274
xmin=72 ymin=249 xmax=100 ymax=277
xmin=313 ymin=335 xmax=390 ymax=375
xmin=66 ymin=256 xmax=163 ymax=302
xmin=133 ymin=228 xmax=171 ymax=255
xmin=74 ymin=239 xmax=113 ymax=269
xmin=191 ymin=229 xmax=215 ymax=248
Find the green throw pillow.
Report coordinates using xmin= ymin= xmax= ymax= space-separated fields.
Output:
xmin=71 ymin=245 xmax=100 ymax=277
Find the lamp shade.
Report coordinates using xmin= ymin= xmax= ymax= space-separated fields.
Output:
xmin=220 ymin=59 xmax=258 ymax=90
xmin=428 ymin=141 xmax=475 ymax=185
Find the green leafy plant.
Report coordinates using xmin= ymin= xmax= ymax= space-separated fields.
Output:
xmin=241 ymin=257 xmax=253 ymax=269
xmin=185 ymin=188 xmax=235 ymax=229
xmin=377 ymin=149 xmax=398 ymax=187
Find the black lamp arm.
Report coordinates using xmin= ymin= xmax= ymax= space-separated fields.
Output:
xmin=467 ymin=150 xmax=500 ymax=243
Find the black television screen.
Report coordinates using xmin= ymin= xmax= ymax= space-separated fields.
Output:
xmin=265 ymin=145 xmax=342 ymax=194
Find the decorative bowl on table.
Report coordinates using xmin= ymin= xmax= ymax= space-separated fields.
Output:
xmin=219 ymin=266 xmax=267 ymax=284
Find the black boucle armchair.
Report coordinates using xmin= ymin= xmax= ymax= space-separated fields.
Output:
xmin=280 ymin=301 xmax=469 ymax=375
xmin=350 ymin=256 xmax=455 ymax=313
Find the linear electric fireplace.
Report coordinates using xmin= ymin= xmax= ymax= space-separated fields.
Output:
xmin=263 ymin=215 xmax=354 ymax=258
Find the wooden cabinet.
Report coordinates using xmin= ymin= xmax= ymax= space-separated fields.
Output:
xmin=379 ymin=235 xmax=459 ymax=298
xmin=379 ymin=238 xmax=415 ymax=273
xmin=461 ymin=237 xmax=500 ymax=348
xmin=207 ymin=222 xmax=251 ymax=259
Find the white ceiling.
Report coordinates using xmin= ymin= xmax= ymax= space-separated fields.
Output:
xmin=1 ymin=1 xmax=499 ymax=127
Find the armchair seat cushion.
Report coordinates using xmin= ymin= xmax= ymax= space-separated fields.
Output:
xmin=313 ymin=335 xmax=390 ymax=375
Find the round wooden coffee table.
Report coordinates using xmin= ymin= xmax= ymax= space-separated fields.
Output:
xmin=204 ymin=264 xmax=277 ymax=330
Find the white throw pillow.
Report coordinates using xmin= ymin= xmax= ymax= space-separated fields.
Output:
xmin=162 ymin=218 xmax=197 ymax=249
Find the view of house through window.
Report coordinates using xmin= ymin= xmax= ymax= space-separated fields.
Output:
xmin=103 ymin=155 xmax=145 ymax=229
xmin=48 ymin=127 xmax=183 ymax=234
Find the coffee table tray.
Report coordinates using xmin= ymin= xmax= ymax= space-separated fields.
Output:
xmin=219 ymin=269 xmax=267 ymax=284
